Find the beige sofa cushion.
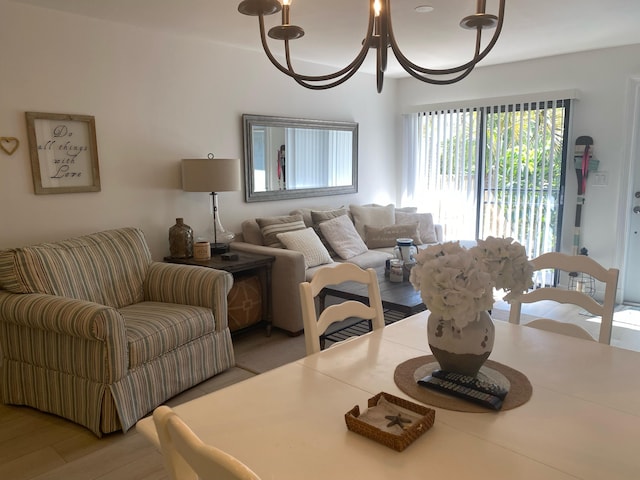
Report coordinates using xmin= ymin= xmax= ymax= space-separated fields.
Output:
xmin=395 ymin=212 xmax=437 ymax=244
xmin=365 ymin=223 xmax=421 ymax=248
xmin=349 ymin=204 xmax=395 ymax=239
xmin=319 ymin=214 xmax=368 ymax=260
xmin=241 ymin=219 xmax=264 ymax=245
xmin=342 ymin=250 xmax=394 ymax=269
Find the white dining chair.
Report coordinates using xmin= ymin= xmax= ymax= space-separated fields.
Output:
xmin=152 ymin=405 xmax=261 ymax=480
xmin=299 ymin=263 xmax=385 ymax=355
xmin=508 ymin=252 xmax=619 ymax=344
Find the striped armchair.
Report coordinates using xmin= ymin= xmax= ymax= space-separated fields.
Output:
xmin=0 ymin=227 xmax=235 ymax=436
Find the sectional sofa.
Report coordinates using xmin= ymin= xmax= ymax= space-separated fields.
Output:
xmin=232 ymin=204 xmax=443 ymax=334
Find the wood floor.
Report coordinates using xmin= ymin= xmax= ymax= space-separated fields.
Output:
xmin=2 ymin=302 xmax=639 ymax=480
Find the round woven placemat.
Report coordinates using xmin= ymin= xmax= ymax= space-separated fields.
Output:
xmin=394 ymin=355 xmax=532 ymax=412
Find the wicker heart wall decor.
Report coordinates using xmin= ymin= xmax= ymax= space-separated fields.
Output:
xmin=0 ymin=137 xmax=20 ymax=155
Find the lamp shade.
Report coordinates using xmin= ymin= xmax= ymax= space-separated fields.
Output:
xmin=181 ymin=157 xmax=241 ymax=192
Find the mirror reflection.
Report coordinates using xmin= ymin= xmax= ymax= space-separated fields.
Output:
xmin=242 ymin=114 xmax=358 ymax=202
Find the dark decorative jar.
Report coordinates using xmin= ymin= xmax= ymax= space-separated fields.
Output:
xmin=169 ymin=218 xmax=193 ymax=258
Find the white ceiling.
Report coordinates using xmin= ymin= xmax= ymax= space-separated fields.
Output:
xmin=12 ymin=0 xmax=640 ymax=78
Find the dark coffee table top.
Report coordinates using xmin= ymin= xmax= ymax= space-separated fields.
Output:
xmin=320 ymin=266 xmax=426 ymax=316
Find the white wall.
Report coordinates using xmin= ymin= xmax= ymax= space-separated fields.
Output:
xmin=397 ymin=44 xmax=640 ymax=273
xmin=3 ymin=0 xmax=638 ymax=276
xmin=0 ymin=1 xmax=397 ymax=259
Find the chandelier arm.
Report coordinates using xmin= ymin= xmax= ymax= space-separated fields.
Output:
xmin=376 ymin=61 xmax=384 ymax=93
xmin=388 ymin=0 xmax=505 ymax=76
xmin=286 ymin=44 xmax=371 ymax=90
xmin=400 ymin=26 xmax=483 ymax=82
xmin=256 ymin=10 xmax=375 ymax=84
xmin=378 ymin=0 xmax=389 ymax=73
xmin=402 ymin=62 xmax=478 ymax=86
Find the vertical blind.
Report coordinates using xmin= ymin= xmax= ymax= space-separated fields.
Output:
xmin=286 ymin=129 xmax=353 ymax=189
xmin=402 ymin=98 xmax=569 ymax=260
xmin=402 ymin=108 xmax=480 ymax=241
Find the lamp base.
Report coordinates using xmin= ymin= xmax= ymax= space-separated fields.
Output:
xmin=211 ymin=243 xmax=230 ymax=255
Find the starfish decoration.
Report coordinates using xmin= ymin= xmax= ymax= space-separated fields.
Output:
xmin=385 ymin=413 xmax=412 ymax=429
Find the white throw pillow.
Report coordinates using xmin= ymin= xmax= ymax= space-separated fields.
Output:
xmin=349 ymin=204 xmax=395 ymax=239
xmin=276 ymin=228 xmax=333 ymax=268
xmin=319 ymin=214 xmax=369 ymax=260
xmin=395 ymin=211 xmax=437 ymax=244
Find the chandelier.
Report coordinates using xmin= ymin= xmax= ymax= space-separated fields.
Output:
xmin=237 ymin=0 xmax=506 ymax=93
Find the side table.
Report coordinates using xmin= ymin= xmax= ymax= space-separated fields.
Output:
xmin=164 ymin=250 xmax=275 ymax=336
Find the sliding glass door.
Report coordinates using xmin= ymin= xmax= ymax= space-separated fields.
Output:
xmin=402 ymin=98 xmax=570 ymax=258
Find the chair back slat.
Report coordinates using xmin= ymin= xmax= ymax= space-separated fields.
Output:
xmin=153 ymin=405 xmax=261 ymax=480
xmin=508 ymin=252 xmax=618 ymax=344
xmin=300 ymin=263 xmax=385 ymax=355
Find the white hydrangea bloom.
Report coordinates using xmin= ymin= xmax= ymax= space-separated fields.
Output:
xmin=410 ymin=237 xmax=533 ymax=328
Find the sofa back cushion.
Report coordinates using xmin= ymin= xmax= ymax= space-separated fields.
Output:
xmin=349 ymin=204 xmax=396 ymax=240
xmin=0 ymin=227 xmax=152 ymax=308
xmin=241 ymin=219 xmax=265 ymax=246
xmin=395 ymin=212 xmax=438 ymax=244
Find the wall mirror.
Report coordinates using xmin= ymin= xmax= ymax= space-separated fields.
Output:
xmin=242 ymin=114 xmax=358 ymax=202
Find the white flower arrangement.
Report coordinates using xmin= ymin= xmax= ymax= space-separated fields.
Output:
xmin=409 ymin=237 xmax=534 ymax=329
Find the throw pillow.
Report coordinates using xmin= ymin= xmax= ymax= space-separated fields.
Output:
xmin=276 ymin=228 xmax=333 ymax=268
xmin=310 ymin=208 xmax=349 ymax=257
xmin=396 ymin=206 xmax=418 ymax=213
xmin=362 ymin=203 xmax=417 ymax=214
xmin=256 ymin=214 xmax=306 ymax=248
xmin=395 ymin=212 xmax=437 ymax=244
xmin=319 ymin=214 xmax=369 ymax=260
xmin=310 ymin=208 xmax=348 ymax=224
xmin=349 ymin=204 xmax=395 ymax=240
xmin=289 ymin=206 xmax=335 ymax=227
xmin=365 ymin=223 xmax=421 ymax=249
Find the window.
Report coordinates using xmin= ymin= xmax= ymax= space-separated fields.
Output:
xmin=402 ymin=98 xmax=571 ymax=258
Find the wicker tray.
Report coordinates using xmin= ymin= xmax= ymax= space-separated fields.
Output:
xmin=344 ymin=392 xmax=435 ymax=451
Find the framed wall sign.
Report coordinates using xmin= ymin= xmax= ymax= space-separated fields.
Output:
xmin=25 ymin=112 xmax=101 ymax=194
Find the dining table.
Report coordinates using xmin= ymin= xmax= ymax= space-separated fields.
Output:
xmin=136 ymin=311 xmax=640 ymax=479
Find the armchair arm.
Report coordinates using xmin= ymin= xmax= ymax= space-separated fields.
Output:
xmin=144 ymin=262 xmax=233 ymax=332
xmin=231 ymin=242 xmax=306 ymax=334
xmin=0 ymin=291 xmax=128 ymax=382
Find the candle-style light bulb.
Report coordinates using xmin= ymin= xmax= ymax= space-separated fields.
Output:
xmin=373 ymin=0 xmax=381 ymax=16
xmin=281 ymin=0 xmax=292 ymax=25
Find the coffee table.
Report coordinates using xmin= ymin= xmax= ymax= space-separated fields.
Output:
xmin=317 ymin=266 xmax=426 ymax=346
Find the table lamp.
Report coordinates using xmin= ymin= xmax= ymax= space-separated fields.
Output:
xmin=181 ymin=155 xmax=241 ymax=254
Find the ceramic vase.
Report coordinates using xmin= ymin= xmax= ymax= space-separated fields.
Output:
xmin=427 ymin=310 xmax=494 ymax=377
